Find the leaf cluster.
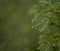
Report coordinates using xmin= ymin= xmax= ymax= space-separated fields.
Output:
xmin=32 ymin=0 xmax=60 ymax=51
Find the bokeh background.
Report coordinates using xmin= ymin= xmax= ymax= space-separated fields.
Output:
xmin=0 ymin=0 xmax=39 ymax=51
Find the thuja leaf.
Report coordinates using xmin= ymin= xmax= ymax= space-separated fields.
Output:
xmin=32 ymin=0 xmax=60 ymax=51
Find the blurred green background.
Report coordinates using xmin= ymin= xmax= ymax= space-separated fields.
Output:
xmin=0 ymin=0 xmax=39 ymax=51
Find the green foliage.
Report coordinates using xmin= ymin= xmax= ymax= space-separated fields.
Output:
xmin=32 ymin=0 xmax=60 ymax=51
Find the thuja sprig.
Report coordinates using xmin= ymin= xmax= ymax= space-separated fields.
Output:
xmin=32 ymin=0 xmax=60 ymax=51
xmin=39 ymin=0 xmax=57 ymax=12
